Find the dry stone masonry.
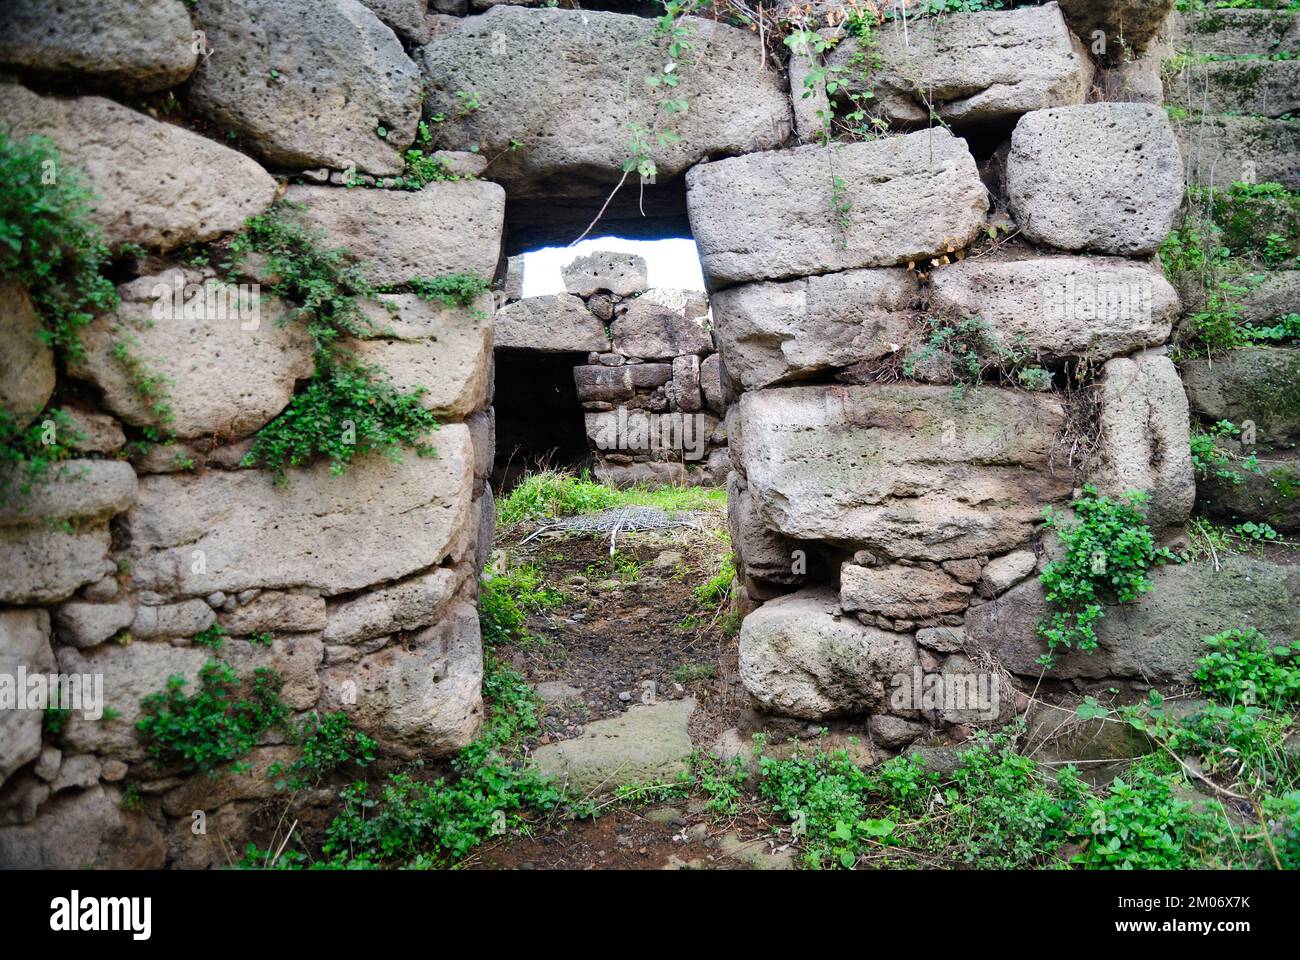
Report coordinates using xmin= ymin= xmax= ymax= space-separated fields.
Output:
xmin=496 ymin=251 xmax=730 ymax=486
xmin=0 ymin=0 xmax=501 ymax=868
xmin=1 ymin=0 xmax=1297 ymax=869
xmin=694 ymin=3 xmax=1236 ymax=739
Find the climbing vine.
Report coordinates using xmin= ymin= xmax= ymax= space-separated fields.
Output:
xmin=224 ymin=207 xmax=487 ymax=481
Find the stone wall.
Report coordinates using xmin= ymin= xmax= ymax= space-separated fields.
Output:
xmin=496 ymin=251 xmax=730 ymax=486
xmin=702 ymin=3 xmax=1207 ymax=745
xmin=1162 ymin=8 xmax=1300 ymax=535
xmin=0 ymin=0 xmax=500 ymax=868
xmin=2 ymin=0 xmax=1296 ymax=866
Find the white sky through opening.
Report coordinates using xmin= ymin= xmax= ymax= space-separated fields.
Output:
xmin=520 ymin=236 xmax=705 ymax=297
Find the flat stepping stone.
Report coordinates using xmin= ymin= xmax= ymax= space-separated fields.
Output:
xmin=531 ymin=698 xmax=695 ymax=798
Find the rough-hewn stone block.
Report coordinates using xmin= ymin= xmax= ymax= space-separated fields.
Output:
xmin=1007 ymin=103 xmax=1183 ymax=255
xmin=734 ymin=384 xmax=1071 ymax=561
xmin=739 ymin=588 xmax=919 ymax=719
xmin=829 ymin=4 xmax=1092 ymax=127
xmin=686 ymin=130 xmax=987 ymax=288
xmin=0 ymin=85 xmax=276 ymax=251
xmin=421 ymin=7 xmax=791 ymax=197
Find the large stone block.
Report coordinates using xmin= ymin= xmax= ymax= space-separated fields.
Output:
xmin=1237 ymin=271 xmax=1300 ymax=325
xmin=710 ymin=268 xmax=916 ymax=391
xmin=1170 ymin=9 xmax=1300 ymax=58
xmin=220 ymin=633 xmax=324 ymax=711
xmin=574 ymin=365 xmax=635 ymax=403
xmin=840 ymin=563 xmax=972 ymax=620
xmin=727 ymin=472 xmax=803 ymax=591
xmin=738 ymin=588 xmax=919 ymax=719
xmin=0 ymin=85 xmax=276 ymax=251
xmin=0 ymin=526 xmax=116 ymax=606
xmin=735 ymin=384 xmax=1072 ymax=561
xmin=1058 ymin=0 xmax=1175 ymax=57
xmin=610 ymin=298 xmax=713 ymax=359
xmin=281 ymin=181 xmax=504 ymax=286
xmin=220 ymin=591 xmax=327 ymax=635
xmin=320 ymin=599 xmax=483 ymax=758
xmin=686 ymin=130 xmax=987 ymax=288
xmin=0 ymin=785 xmax=165 ymax=869
xmin=829 ymin=4 xmax=1091 ymax=127
xmin=494 ymin=295 xmax=611 ymax=353
xmin=1181 ymin=346 xmax=1300 ymax=449
xmin=57 ymin=641 xmax=209 ymax=760
xmin=0 ymin=0 xmax=197 ymax=94
xmin=561 ymin=252 xmax=648 ymax=299
xmin=532 ymin=698 xmax=695 ymax=797
xmin=965 ymin=556 xmax=1300 ymax=682
xmin=350 ymin=296 xmax=492 ymax=421
xmin=0 ymin=461 xmax=137 ymax=528
xmin=700 ymin=353 xmax=726 ymax=414
xmin=1196 ymin=453 xmax=1300 ymax=533
xmin=131 ymin=599 xmax=216 ymax=640
xmin=1007 ymin=103 xmax=1183 ymax=256
xmin=1089 ymin=353 xmax=1195 ymax=529
xmin=0 ymin=283 xmax=55 ymax=426
xmin=421 ymin=7 xmax=791 ymax=197
xmin=0 ymin=610 xmax=54 ymax=789
xmin=124 ymin=433 xmax=474 ymax=597
xmin=360 ymin=0 xmax=432 ymax=43
xmin=323 ymin=567 xmax=460 ymax=644
xmin=54 ymin=602 xmax=135 ymax=650
xmin=927 ymin=254 xmax=1178 ymax=361
xmin=187 ymin=0 xmax=422 ymax=175
xmin=1165 ymin=59 xmax=1300 ymax=120
xmin=1174 ymin=115 xmax=1300 ymax=191
xmin=69 ymin=268 xmax=314 ymax=440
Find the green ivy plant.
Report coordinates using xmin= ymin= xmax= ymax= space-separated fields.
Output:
xmin=225 ymin=207 xmax=463 ymax=481
xmin=0 ymin=408 xmax=83 ymax=507
xmin=137 ymin=662 xmax=288 ymax=777
xmin=0 ymin=131 xmax=118 ymax=364
xmin=269 ymin=711 xmax=377 ymax=793
xmin=1194 ymin=628 xmax=1300 ymax=709
xmin=1036 ymin=485 xmax=1175 ymax=666
xmin=1190 ymin=419 xmax=1261 ymax=483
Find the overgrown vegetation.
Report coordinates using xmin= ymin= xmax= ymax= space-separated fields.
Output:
xmin=496 ymin=468 xmax=725 ymax=525
xmin=901 ymin=313 xmax=1042 ymax=392
xmin=1160 ymin=182 xmax=1300 ymax=357
xmin=0 ymin=131 xmax=118 ymax=364
xmin=0 ymin=408 xmax=83 ymax=507
xmin=754 ymin=618 xmax=1299 ymax=869
xmin=0 ymin=134 xmax=116 ymax=494
xmin=1191 ymin=418 xmax=1262 ymax=484
xmin=1036 ymin=486 xmax=1174 ymax=666
xmin=137 ymin=662 xmax=288 ymax=778
xmin=225 ymin=207 xmax=471 ymax=480
xmin=242 ymin=649 xmax=568 ymax=869
xmin=479 ymin=561 xmax=567 ymax=648
xmin=270 ymin=712 xmax=378 ymax=793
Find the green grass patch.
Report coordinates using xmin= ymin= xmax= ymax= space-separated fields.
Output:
xmin=498 ymin=468 xmax=725 ymax=525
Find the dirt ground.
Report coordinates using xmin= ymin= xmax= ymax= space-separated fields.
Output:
xmin=494 ymin=517 xmax=743 ymax=745
xmin=465 ymin=501 xmax=800 ymax=870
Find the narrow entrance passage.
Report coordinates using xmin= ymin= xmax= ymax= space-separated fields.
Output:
xmin=492 ymin=348 xmax=591 ymax=490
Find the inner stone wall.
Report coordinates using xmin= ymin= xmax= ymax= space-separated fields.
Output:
xmin=495 ymin=250 xmax=730 ymax=486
